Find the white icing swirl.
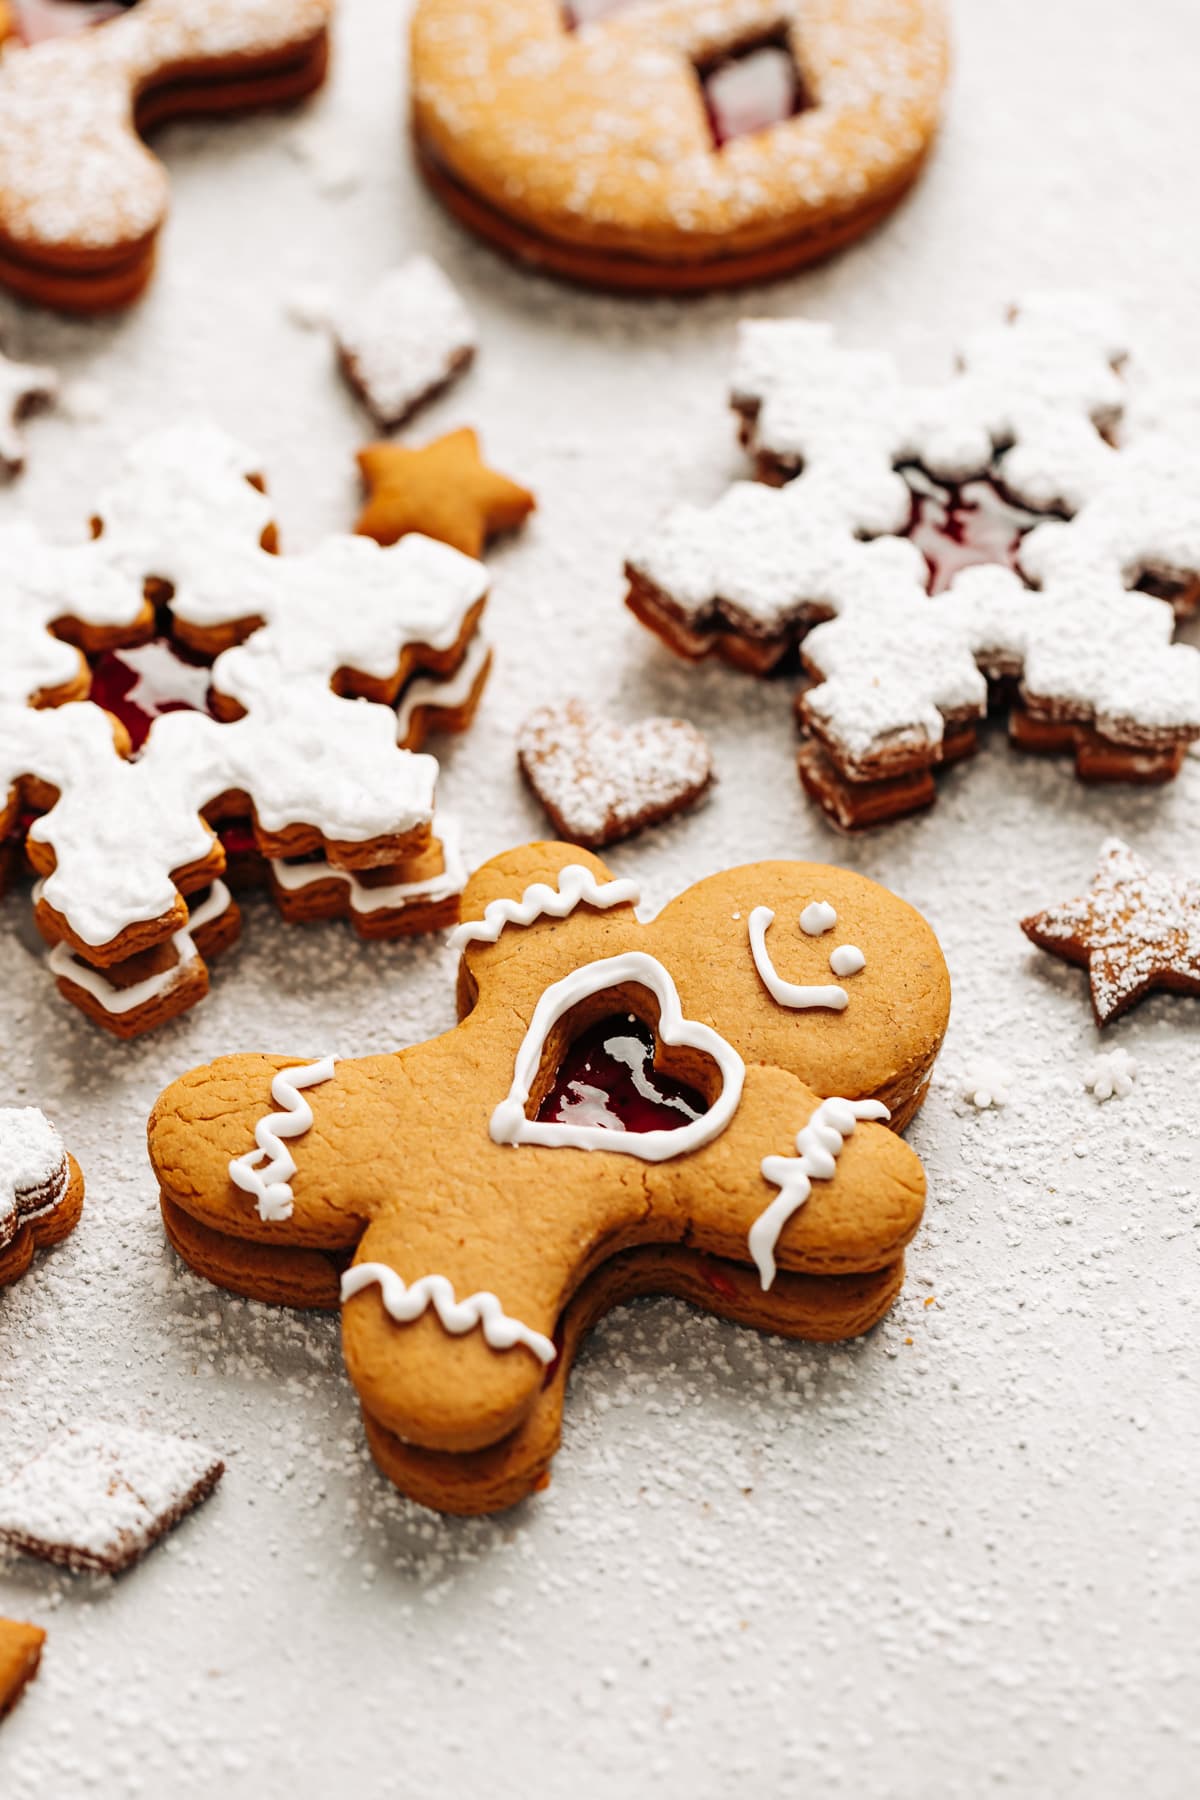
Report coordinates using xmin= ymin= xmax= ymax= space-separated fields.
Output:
xmin=449 ymin=864 xmax=640 ymax=952
xmin=228 ymin=1056 xmax=338 ymax=1223
xmin=341 ymin=1264 xmax=555 ymax=1365
xmin=751 ymin=1097 xmax=890 ymax=1290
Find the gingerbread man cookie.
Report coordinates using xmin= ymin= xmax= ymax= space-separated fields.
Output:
xmin=0 ymin=419 xmax=489 ymax=1036
xmin=627 ymin=294 xmax=1200 ymax=830
xmin=410 ymin=0 xmax=949 ymax=292
xmin=149 ymin=840 xmax=949 ymax=1514
xmin=0 ymin=1105 xmax=83 ymax=1288
xmin=0 ymin=0 xmax=333 ymax=311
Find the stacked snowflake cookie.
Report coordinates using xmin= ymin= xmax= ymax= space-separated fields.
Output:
xmin=0 ymin=0 xmax=333 ymax=311
xmin=0 ymin=1105 xmax=82 ymax=1287
xmin=626 ymin=294 xmax=1200 ymax=830
xmin=0 ymin=420 xmax=492 ymax=1037
xmin=149 ymin=841 xmax=950 ymax=1514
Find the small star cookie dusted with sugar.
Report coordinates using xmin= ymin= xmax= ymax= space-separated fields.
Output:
xmin=0 ymin=1423 xmax=224 ymax=1575
xmin=334 ymin=256 xmax=477 ymax=429
xmin=356 ymin=427 xmax=535 ymax=558
xmin=0 ymin=343 xmax=56 ymax=476
xmin=517 ymin=698 xmax=713 ymax=849
xmin=1022 ymin=838 xmax=1200 ymax=1025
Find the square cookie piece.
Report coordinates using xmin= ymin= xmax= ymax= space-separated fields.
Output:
xmin=0 ymin=1423 xmax=224 ymax=1574
xmin=334 ymin=256 xmax=476 ymax=429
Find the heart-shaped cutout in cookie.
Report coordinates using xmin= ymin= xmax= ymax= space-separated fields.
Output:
xmin=491 ymin=951 xmax=744 ymax=1161
xmin=517 ymin=698 xmax=712 ymax=848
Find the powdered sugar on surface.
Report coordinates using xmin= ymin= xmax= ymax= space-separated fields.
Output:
xmin=1 ymin=2 xmax=1200 ymax=1795
xmin=0 ymin=344 xmax=56 ymax=475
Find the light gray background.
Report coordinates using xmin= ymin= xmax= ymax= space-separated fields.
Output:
xmin=1 ymin=1 xmax=1198 ymax=1794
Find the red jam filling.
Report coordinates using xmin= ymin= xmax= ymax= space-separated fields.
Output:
xmin=904 ymin=468 xmax=1040 ymax=595
xmin=537 ymin=1015 xmax=707 ymax=1135
xmin=700 ymin=40 xmax=806 ymax=148
xmin=11 ymin=0 xmax=133 ymax=45
xmin=88 ymin=637 xmax=218 ymax=753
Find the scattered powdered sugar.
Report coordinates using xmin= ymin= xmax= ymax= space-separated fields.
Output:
xmin=1084 ymin=1048 xmax=1137 ymax=1102
xmin=55 ymin=375 xmax=110 ymax=426
xmin=0 ymin=1423 xmax=223 ymax=1573
xmin=517 ymin=696 xmax=713 ymax=847
xmin=0 ymin=344 xmax=57 ymax=476
xmin=282 ymin=281 xmax=337 ymax=331
xmin=958 ymin=1060 xmax=1013 ymax=1109
xmin=286 ymin=119 xmax=365 ymax=197
xmin=333 ymin=256 xmax=477 ymax=430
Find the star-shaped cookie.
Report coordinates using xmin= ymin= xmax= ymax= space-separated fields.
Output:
xmin=355 ymin=428 xmax=534 ymax=558
xmin=1022 ymin=837 xmax=1200 ymax=1024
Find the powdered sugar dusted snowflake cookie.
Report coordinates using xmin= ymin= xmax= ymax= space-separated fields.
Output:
xmin=334 ymin=256 xmax=477 ymax=430
xmin=0 ymin=1422 xmax=223 ymax=1574
xmin=0 ymin=1106 xmax=83 ymax=1289
xmin=0 ymin=341 xmax=56 ymax=475
xmin=1022 ymin=838 xmax=1200 ymax=1026
xmin=517 ymin=698 xmax=713 ymax=848
xmin=410 ymin=0 xmax=949 ymax=293
xmin=0 ymin=0 xmax=333 ymax=312
xmin=626 ymin=295 xmax=1200 ymax=829
xmin=149 ymin=840 xmax=949 ymax=1513
xmin=0 ymin=419 xmax=489 ymax=1036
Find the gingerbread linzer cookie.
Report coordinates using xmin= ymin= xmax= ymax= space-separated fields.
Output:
xmin=626 ymin=294 xmax=1200 ymax=831
xmin=0 ymin=1105 xmax=83 ymax=1288
xmin=355 ymin=428 xmax=535 ymax=559
xmin=0 ymin=419 xmax=490 ymax=1037
xmin=1022 ymin=837 xmax=1200 ymax=1026
xmin=0 ymin=0 xmax=333 ymax=312
xmin=409 ymin=0 xmax=949 ymax=293
xmin=148 ymin=841 xmax=950 ymax=1514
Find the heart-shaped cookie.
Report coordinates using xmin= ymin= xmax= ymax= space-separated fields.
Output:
xmin=517 ymin=698 xmax=712 ymax=847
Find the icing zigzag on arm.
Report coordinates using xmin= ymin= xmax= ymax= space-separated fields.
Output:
xmin=341 ymin=1264 xmax=556 ymax=1365
xmin=228 ymin=1057 xmax=339 ymax=1222
xmin=751 ymin=1097 xmax=890 ymax=1290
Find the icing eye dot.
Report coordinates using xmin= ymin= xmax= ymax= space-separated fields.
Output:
xmin=800 ymin=900 xmax=837 ymax=936
xmin=829 ymin=944 xmax=865 ymax=977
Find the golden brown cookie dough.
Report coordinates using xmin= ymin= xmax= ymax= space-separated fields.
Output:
xmin=410 ymin=0 xmax=949 ymax=292
xmin=149 ymin=840 xmax=949 ymax=1510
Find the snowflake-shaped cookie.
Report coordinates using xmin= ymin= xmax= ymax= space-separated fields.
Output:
xmin=626 ymin=296 xmax=1200 ymax=830
xmin=0 ymin=420 xmax=488 ymax=1035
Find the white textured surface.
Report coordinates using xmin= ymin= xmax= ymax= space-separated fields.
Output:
xmin=1 ymin=1 xmax=1199 ymax=1794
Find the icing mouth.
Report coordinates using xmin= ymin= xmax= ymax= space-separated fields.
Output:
xmin=748 ymin=907 xmax=849 ymax=1011
xmin=491 ymin=951 xmax=744 ymax=1161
